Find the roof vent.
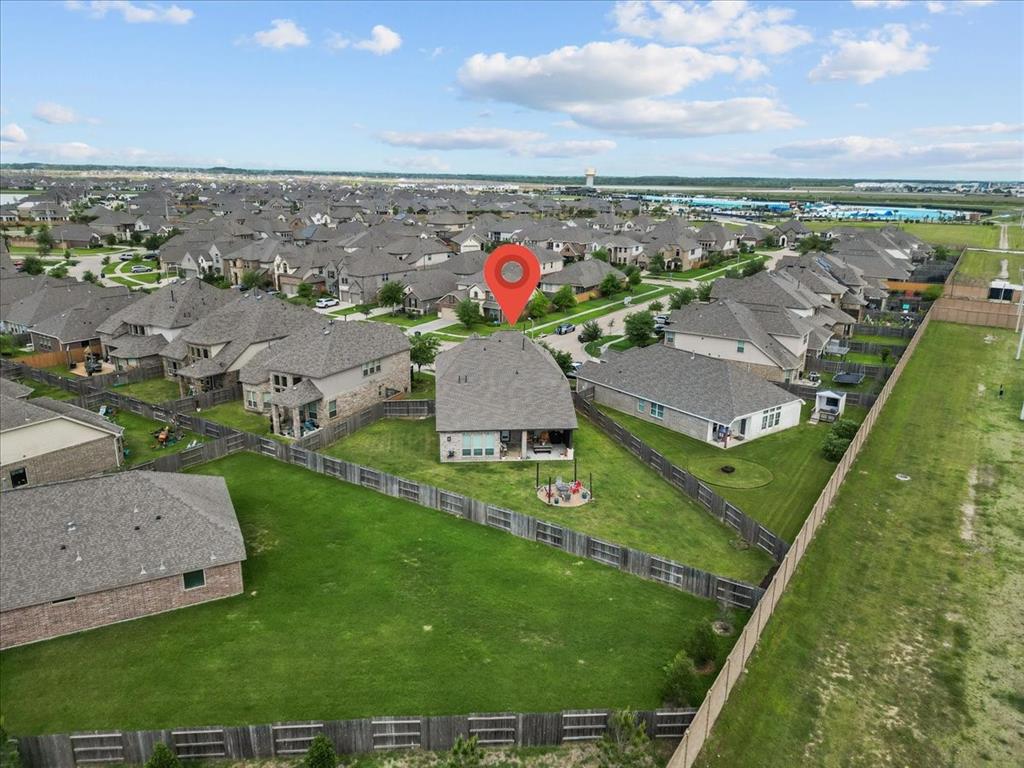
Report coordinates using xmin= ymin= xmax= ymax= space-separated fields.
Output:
xmin=140 ymin=565 xmax=147 ymax=576
xmin=66 ymin=521 xmax=77 ymax=533
xmin=75 ymin=550 xmax=82 ymax=563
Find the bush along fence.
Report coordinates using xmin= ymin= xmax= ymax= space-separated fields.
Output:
xmin=665 ymin=312 xmax=934 ymax=768
xmin=16 ymin=708 xmax=697 ymax=768
xmin=573 ymin=394 xmax=790 ymax=564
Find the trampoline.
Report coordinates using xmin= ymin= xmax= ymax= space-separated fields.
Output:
xmin=833 ymin=372 xmax=866 ymax=385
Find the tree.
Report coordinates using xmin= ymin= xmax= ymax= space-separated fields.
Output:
xmin=599 ymin=272 xmax=622 ymax=297
xmin=797 ymin=233 xmax=833 ymax=255
xmin=527 ymin=292 xmax=551 ymax=320
xmin=144 ymin=234 xmax=162 ymax=251
xmin=648 ymin=300 xmax=663 ymax=314
xmin=82 ymin=270 xmax=98 ymax=284
xmin=688 ymin=622 xmax=718 ymax=667
xmin=624 ymin=310 xmax=655 ymax=347
xmin=0 ymin=716 xmax=22 ymax=768
xmin=579 ymin=320 xmax=602 ymax=343
xmin=551 ymin=284 xmax=577 ymax=313
xmin=831 ymin=419 xmax=860 ymax=441
xmin=377 ymin=280 xmax=406 ymax=314
xmin=303 ymin=735 xmax=336 ymax=768
xmin=129 ymin=230 xmax=143 ymax=245
xmin=822 ymin=433 xmax=851 ymax=461
xmin=741 ymin=258 xmax=765 ymax=277
xmin=410 ymin=334 xmax=441 ymax=371
xmin=922 ymin=284 xmax=943 ymax=302
xmin=932 ymin=245 xmax=953 ymax=262
xmin=101 ymin=255 xmax=111 ymax=266
xmin=240 ymin=269 xmax=269 ymax=290
xmin=455 ymin=297 xmax=482 ymax=329
xmin=596 ymin=709 xmax=655 ymax=768
xmin=442 ymin=736 xmax=483 ymax=768
xmin=669 ymin=287 xmax=696 ymax=310
xmin=49 ymin=265 xmax=69 ymax=278
xmin=624 ymin=265 xmax=642 ymax=287
xmin=662 ymin=651 xmax=703 ymax=706
xmin=21 ymin=255 xmax=44 ymax=275
xmin=23 ymin=224 xmax=34 ymax=236
xmin=879 ymin=347 xmax=893 ymax=366
xmin=696 ymin=280 xmax=713 ymax=302
xmin=297 ymin=282 xmax=314 ymax=300
xmin=35 ymin=225 xmax=54 ymax=255
xmin=592 ymin=248 xmax=609 ymax=262
xmin=103 ymin=233 xmax=117 ymax=246
xmin=649 ymin=252 xmax=666 ymax=273
xmin=539 ymin=341 xmax=574 ymax=374
xmin=144 ymin=743 xmax=181 ymax=768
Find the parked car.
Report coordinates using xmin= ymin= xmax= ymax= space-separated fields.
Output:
xmin=315 ymin=297 xmax=340 ymax=308
xmin=567 ymin=361 xmax=584 ymax=379
xmin=654 ymin=315 xmax=669 ymax=325
xmin=118 ymin=253 xmax=134 ymax=262
xmin=554 ymin=323 xmax=576 ymax=335
xmin=130 ymin=265 xmax=152 ymax=273
xmin=654 ymin=323 xmax=667 ymax=335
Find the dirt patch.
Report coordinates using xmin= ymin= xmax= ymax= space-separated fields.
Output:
xmin=960 ymin=467 xmax=978 ymax=542
xmin=712 ymin=620 xmax=734 ymax=636
xmin=242 ymin=525 xmax=278 ymax=555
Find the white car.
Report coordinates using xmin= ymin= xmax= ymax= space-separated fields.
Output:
xmin=315 ymin=297 xmax=340 ymax=308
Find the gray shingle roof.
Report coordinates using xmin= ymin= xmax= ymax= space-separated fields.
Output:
xmin=435 ymin=331 xmax=577 ymax=432
xmin=0 ymin=471 xmax=245 ymax=610
xmin=96 ymin=277 xmax=235 ymax=336
xmin=270 ymin=377 xmax=323 ymax=407
xmin=0 ymin=393 xmax=122 ymax=437
xmin=577 ymin=345 xmax=800 ymax=425
xmin=668 ymin=299 xmax=802 ymax=371
xmin=539 ymin=259 xmax=624 ymax=289
xmin=0 ymin=378 xmax=32 ymax=400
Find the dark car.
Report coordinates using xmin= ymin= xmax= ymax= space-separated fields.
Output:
xmin=554 ymin=323 xmax=576 ymax=335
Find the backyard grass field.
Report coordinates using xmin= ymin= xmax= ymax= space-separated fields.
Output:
xmin=323 ymin=417 xmax=774 ymax=583
xmin=16 ymin=378 xmax=77 ymax=400
xmin=110 ymin=377 xmax=182 ymax=403
xmin=199 ymin=400 xmax=287 ymax=441
xmin=110 ymin=411 xmax=203 ymax=465
xmin=695 ymin=322 xmax=1024 ymax=768
xmin=0 ymin=453 xmax=738 ymax=734
xmin=596 ymin=402 xmax=867 ymax=541
xmin=954 ymin=249 xmax=1024 ymax=281
xmin=408 ymin=371 xmax=435 ymax=399
xmin=803 ymin=220 xmax=1001 ymax=249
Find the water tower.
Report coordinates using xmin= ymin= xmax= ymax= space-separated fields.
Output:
xmin=584 ymin=168 xmax=596 ymax=187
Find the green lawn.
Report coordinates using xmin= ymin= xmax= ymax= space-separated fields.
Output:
xmin=696 ymin=322 xmax=1024 ymax=768
xmin=16 ymin=378 xmax=77 ymax=401
xmin=42 ymin=364 xmax=80 ymax=379
xmin=408 ymin=371 xmax=435 ymax=399
xmin=110 ymin=411 xmax=203 ymax=465
xmin=955 ymin=249 xmax=1024 ymax=281
xmin=198 ymin=400 xmax=287 ymax=442
xmin=597 ymin=402 xmax=866 ymax=542
xmin=851 ymin=333 xmax=911 ymax=347
xmin=825 ymin=351 xmax=889 ymax=366
xmin=0 ymin=453 xmax=737 ymax=734
xmin=584 ymin=335 xmax=623 ymax=357
xmin=323 ymin=417 xmax=773 ymax=583
xmin=820 ymin=370 xmax=883 ymax=395
xmin=804 ymin=220 xmax=1001 ymax=249
xmin=662 ymin=254 xmax=768 ymax=281
xmin=437 ymin=283 xmax=670 ymax=338
xmin=1006 ymin=225 xmax=1024 ymax=251
xmin=374 ymin=312 xmax=438 ymax=327
xmin=110 ymin=377 xmax=182 ymax=403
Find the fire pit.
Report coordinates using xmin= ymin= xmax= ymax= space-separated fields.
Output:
xmin=721 ymin=465 xmax=736 ymax=474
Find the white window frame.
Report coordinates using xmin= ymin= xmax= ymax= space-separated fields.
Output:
xmin=650 ymin=402 xmax=665 ymax=419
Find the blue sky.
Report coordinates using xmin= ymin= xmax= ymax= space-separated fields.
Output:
xmin=1 ymin=0 xmax=1021 ymax=180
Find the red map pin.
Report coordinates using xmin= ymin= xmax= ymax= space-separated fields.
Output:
xmin=483 ymin=244 xmax=541 ymax=326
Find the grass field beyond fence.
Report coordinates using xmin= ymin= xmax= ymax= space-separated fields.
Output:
xmin=804 ymin=220 xmax=1001 ymax=249
xmin=323 ymin=417 xmax=773 ymax=583
xmin=694 ymin=322 xmax=1024 ymax=768
xmin=0 ymin=453 xmax=734 ymax=735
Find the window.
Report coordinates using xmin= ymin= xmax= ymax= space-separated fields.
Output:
xmin=636 ymin=399 xmax=646 ymax=413
xmin=650 ymin=402 xmax=665 ymax=420
xmin=9 ymin=468 xmax=27 ymax=488
xmin=761 ymin=406 xmax=782 ymax=430
xmin=182 ymin=570 xmax=206 ymax=590
xmin=362 ymin=358 xmax=382 ymax=377
xmin=129 ymin=324 xmax=146 ymax=336
xmin=245 ymin=389 xmax=260 ymax=409
xmin=328 ymin=399 xmax=337 ymax=418
xmin=187 ymin=345 xmax=210 ymax=360
xmin=736 ymin=340 xmax=746 ymax=353
xmin=665 ymin=331 xmax=675 ymax=344
xmin=272 ymin=374 xmax=287 ymax=393
xmin=460 ymin=433 xmax=492 ymax=457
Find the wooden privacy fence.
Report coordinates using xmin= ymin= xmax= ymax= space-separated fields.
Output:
xmin=666 ymin=312 xmax=934 ymax=768
xmin=17 ymin=708 xmax=697 ymax=767
xmin=0 ymin=358 xmax=164 ymax=395
xmin=573 ymin=395 xmax=790 ymax=564
xmin=291 ymin=399 xmax=433 ymax=450
xmin=805 ymin=356 xmax=894 ymax=380
xmin=929 ymin=296 xmax=1020 ymax=329
xmin=779 ymin=382 xmax=878 ymax=408
xmin=845 ymin=340 xmax=907 ymax=357
xmin=852 ymin=323 xmax=915 ymax=339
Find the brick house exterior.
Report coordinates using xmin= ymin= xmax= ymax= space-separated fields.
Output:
xmin=0 ymin=562 xmax=242 ymax=650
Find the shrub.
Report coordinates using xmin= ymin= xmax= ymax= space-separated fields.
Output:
xmin=599 ymin=272 xmax=622 ymax=297
xmin=830 ymin=419 xmax=860 ymax=441
xmin=597 ymin=709 xmax=655 ymax=768
xmin=669 ymin=287 xmax=695 ymax=310
xmin=551 ymin=284 xmax=577 ymax=312
xmin=101 ymin=255 xmax=111 ymax=265
xmin=144 ymin=743 xmax=181 ymax=768
xmin=662 ymin=650 xmax=703 ymax=706
xmin=822 ymin=433 xmax=852 ymax=461
xmin=624 ymin=310 xmax=655 ymax=347
xmin=648 ymin=299 xmax=663 ymax=314
xmin=528 ymin=292 xmax=551 ymax=320
xmin=688 ymin=622 xmax=718 ymax=667
xmin=442 ymin=735 xmax=483 ymax=768
xmin=696 ymin=281 xmax=713 ymax=302
xmin=922 ymin=284 xmax=943 ymax=301
xmin=579 ymin=320 xmax=602 ymax=343
xmin=303 ymin=735 xmax=337 ymax=768
xmin=456 ymin=297 xmax=483 ymax=328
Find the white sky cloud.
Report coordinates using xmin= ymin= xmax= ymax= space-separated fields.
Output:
xmin=850 ymin=1 xmax=909 ymax=8
xmin=354 ymin=25 xmax=402 ymax=55
xmin=65 ymin=1 xmax=194 ymax=25
xmin=810 ymin=25 xmax=934 ymax=84
xmin=567 ymin=97 xmax=802 ymax=138
xmin=33 ymin=102 xmax=85 ymax=124
xmin=773 ymin=135 xmax=1023 ymax=172
xmin=913 ymin=122 xmax=1024 ymax=136
xmin=249 ymin=19 xmax=309 ymax=50
xmin=0 ymin=123 xmax=28 ymax=142
xmin=385 ymin=154 xmax=452 ymax=173
xmin=379 ymin=127 xmax=615 ymax=158
xmin=0 ymin=139 xmax=102 ymax=161
xmin=612 ymin=1 xmax=813 ymax=55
